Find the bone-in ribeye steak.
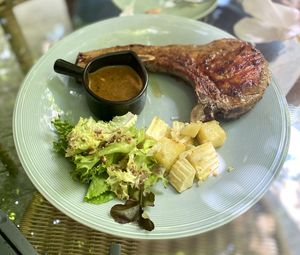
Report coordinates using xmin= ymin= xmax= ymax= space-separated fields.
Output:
xmin=76 ymin=38 xmax=270 ymax=122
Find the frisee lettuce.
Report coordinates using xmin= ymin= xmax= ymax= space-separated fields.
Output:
xmin=52 ymin=112 xmax=167 ymax=231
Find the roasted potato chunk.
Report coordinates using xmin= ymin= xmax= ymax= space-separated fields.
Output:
xmin=168 ymin=158 xmax=196 ymax=193
xmin=187 ymin=142 xmax=218 ymax=182
xmin=180 ymin=122 xmax=202 ymax=138
xmin=196 ymin=120 xmax=226 ymax=148
xmin=154 ymin=137 xmax=186 ymax=171
xmin=146 ymin=116 xmax=170 ymax=141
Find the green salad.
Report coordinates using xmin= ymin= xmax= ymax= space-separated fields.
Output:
xmin=52 ymin=112 xmax=167 ymax=231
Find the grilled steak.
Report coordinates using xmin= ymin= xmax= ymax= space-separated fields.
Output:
xmin=76 ymin=38 xmax=270 ymax=121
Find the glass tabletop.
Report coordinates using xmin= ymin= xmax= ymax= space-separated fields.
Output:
xmin=0 ymin=0 xmax=299 ymax=254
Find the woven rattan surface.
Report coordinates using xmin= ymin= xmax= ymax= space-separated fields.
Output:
xmin=20 ymin=192 xmax=289 ymax=255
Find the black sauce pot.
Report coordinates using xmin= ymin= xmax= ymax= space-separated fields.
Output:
xmin=53 ymin=51 xmax=148 ymax=121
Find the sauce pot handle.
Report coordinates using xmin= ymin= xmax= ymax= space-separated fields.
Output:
xmin=54 ymin=59 xmax=84 ymax=80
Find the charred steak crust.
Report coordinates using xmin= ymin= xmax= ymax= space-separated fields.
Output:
xmin=76 ymin=38 xmax=270 ymax=121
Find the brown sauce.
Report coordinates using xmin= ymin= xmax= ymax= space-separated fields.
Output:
xmin=88 ymin=65 xmax=143 ymax=101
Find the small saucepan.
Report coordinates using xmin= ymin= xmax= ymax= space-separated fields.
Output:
xmin=53 ymin=51 xmax=148 ymax=121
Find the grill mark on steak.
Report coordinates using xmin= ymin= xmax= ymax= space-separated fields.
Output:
xmin=76 ymin=38 xmax=270 ymax=122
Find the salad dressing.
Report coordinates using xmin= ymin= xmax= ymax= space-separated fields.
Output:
xmin=88 ymin=65 xmax=143 ymax=101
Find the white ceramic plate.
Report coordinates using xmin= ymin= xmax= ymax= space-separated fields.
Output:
xmin=13 ymin=15 xmax=290 ymax=240
xmin=113 ymin=0 xmax=218 ymax=19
